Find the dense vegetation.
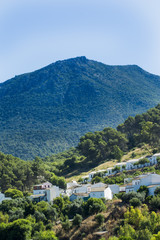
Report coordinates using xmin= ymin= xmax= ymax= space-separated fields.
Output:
xmin=117 ymin=103 xmax=160 ymax=149
xmin=44 ymin=104 xmax=160 ymax=177
xmin=2 ymin=185 xmax=160 ymax=239
xmin=0 ymin=152 xmax=66 ymax=193
xmin=0 ymin=57 xmax=160 ymax=159
xmin=1 ymin=103 xmax=160 ymax=190
xmin=0 ymin=103 xmax=160 ymax=238
xmin=0 ymin=194 xmax=107 ymax=240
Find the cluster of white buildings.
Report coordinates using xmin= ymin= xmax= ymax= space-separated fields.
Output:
xmin=124 ymin=173 xmax=160 ymax=196
xmin=67 ymin=173 xmax=160 ymax=201
xmin=29 ymin=153 xmax=160 ymax=203
xmin=1 ymin=153 xmax=159 ymax=205
xmin=82 ymin=152 xmax=160 ymax=183
xmin=67 ymin=181 xmax=119 ymax=201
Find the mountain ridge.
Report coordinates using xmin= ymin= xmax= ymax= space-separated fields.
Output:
xmin=0 ymin=56 xmax=160 ymax=159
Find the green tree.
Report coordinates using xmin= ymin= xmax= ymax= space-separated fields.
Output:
xmin=61 ymin=218 xmax=71 ymax=231
xmin=154 ymin=187 xmax=160 ymax=196
xmin=5 ymin=188 xmax=23 ymax=199
xmin=83 ymin=198 xmax=106 ymax=216
xmin=95 ymin=213 xmax=105 ymax=226
xmin=33 ymin=230 xmax=58 ymax=240
xmin=73 ymin=214 xmax=83 ymax=226
xmin=112 ymin=145 xmax=123 ymax=161
xmin=129 ymin=197 xmax=142 ymax=207
xmin=6 ymin=219 xmax=32 ymax=240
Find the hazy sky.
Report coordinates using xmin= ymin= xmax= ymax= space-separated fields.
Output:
xmin=0 ymin=0 xmax=160 ymax=82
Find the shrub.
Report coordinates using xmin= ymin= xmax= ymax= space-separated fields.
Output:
xmin=95 ymin=214 xmax=105 ymax=226
xmin=33 ymin=230 xmax=58 ymax=240
xmin=137 ymin=185 xmax=149 ymax=197
xmin=61 ymin=219 xmax=71 ymax=231
xmin=91 ymin=176 xmax=103 ymax=184
xmin=83 ymin=198 xmax=106 ymax=216
xmin=122 ymin=191 xmax=145 ymax=203
xmin=73 ymin=214 xmax=83 ymax=226
xmin=4 ymin=189 xmax=23 ymax=199
xmin=149 ymin=196 xmax=160 ymax=210
xmin=129 ymin=197 xmax=142 ymax=207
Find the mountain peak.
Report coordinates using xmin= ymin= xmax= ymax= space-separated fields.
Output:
xmin=54 ymin=56 xmax=88 ymax=66
xmin=0 ymin=57 xmax=160 ymax=159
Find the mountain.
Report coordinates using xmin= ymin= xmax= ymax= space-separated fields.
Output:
xmin=0 ymin=56 xmax=160 ymax=159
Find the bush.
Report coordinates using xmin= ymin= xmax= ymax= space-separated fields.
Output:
xmin=61 ymin=219 xmax=71 ymax=231
xmin=137 ymin=185 xmax=149 ymax=196
xmin=66 ymin=198 xmax=83 ymax=219
xmin=4 ymin=189 xmax=23 ymax=199
xmin=83 ymin=198 xmax=106 ymax=216
xmin=154 ymin=187 xmax=160 ymax=196
xmin=149 ymin=196 xmax=160 ymax=210
xmin=33 ymin=230 xmax=58 ymax=240
xmin=129 ymin=197 xmax=142 ymax=207
xmin=73 ymin=214 xmax=83 ymax=226
xmin=122 ymin=191 xmax=145 ymax=203
xmin=95 ymin=214 xmax=105 ymax=226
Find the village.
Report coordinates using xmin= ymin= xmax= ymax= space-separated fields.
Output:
xmin=1 ymin=152 xmax=160 ymax=204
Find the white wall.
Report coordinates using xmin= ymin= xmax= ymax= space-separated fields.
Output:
xmin=73 ymin=186 xmax=91 ymax=194
xmin=90 ymin=191 xmax=104 ymax=198
xmin=90 ymin=187 xmax=112 ymax=200
xmin=46 ymin=186 xmax=60 ymax=202
xmin=108 ymin=184 xmax=119 ymax=194
xmin=33 ymin=189 xmax=46 ymax=195
xmin=140 ymin=174 xmax=160 ymax=186
xmin=104 ymin=187 xmax=113 ymax=200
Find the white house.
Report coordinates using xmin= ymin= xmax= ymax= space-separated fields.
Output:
xmin=66 ymin=181 xmax=81 ymax=196
xmin=73 ymin=184 xmax=91 ymax=194
xmin=90 ymin=185 xmax=112 ymax=200
xmin=0 ymin=192 xmax=11 ymax=203
xmin=31 ymin=182 xmax=60 ymax=202
xmin=33 ymin=181 xmax=52 ymax=194
xmin=125 ymin=173 xmax=160 ymax=195
xmin=45 ymin=186 xmax=60 ymax=201
xmin=67 ymin=181 xmax=80 ymax=190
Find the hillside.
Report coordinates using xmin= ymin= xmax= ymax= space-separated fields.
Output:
xmin=0 ymin=56 xmax=160 ymax=159
xmin=46 ymin=104 xmax=160 ymax=178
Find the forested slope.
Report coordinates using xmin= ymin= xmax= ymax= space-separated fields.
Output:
xmin=0 ymin=57 xmax=160 ymax=159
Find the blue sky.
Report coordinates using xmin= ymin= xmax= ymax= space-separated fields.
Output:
xmin=0 ymin=0 xmax=160 ymax=82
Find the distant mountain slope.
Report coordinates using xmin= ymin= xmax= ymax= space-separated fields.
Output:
xmin=0 ymin=56 xmax=160 ymax=159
